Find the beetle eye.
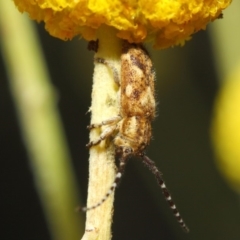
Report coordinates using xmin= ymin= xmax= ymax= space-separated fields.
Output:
xmin=124 ymin=147 xmax=132 ymax=154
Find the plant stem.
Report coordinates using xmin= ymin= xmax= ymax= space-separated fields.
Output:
xmin=0 ymin=2 xmax=83 ymax=239
xmin=81 ymin=26 xmax=121 ymax=240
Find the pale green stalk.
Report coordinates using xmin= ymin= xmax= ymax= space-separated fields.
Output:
xmin=209 ymin=0 xmax=240 ymax=82
xmin=0 ymin=1 xmax=83 ymax=239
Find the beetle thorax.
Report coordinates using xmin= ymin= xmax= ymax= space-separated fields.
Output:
xmin=114 ymin=116 xmax=152 ymax=157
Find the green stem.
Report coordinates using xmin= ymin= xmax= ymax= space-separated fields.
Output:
xmin=0 ymin=2 xmax=83 ymax=239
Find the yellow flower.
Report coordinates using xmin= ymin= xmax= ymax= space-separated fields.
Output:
xmin=212 ymin=63 xmax=240 ymax=193
xmin=14 ymin=0 xmax=231 ymax=48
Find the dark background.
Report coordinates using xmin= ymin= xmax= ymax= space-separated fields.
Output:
xmin=1 ymin=15 xmax=240 ymax=240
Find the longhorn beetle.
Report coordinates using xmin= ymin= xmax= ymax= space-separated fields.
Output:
xmin=83 ymin=40 xmax=189 ymax=232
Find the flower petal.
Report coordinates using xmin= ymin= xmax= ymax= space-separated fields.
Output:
xmin=14 ymin=0 xmax=232 ymax=48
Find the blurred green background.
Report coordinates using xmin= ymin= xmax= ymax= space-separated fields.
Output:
xmin=1 ymin=1 xmax=240 ymax=240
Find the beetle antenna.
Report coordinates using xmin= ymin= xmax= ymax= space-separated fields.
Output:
xmin=141 ymin=154 xmax=189 ymax=233
xmin=80 ymin=155 xmax=128 ymax=211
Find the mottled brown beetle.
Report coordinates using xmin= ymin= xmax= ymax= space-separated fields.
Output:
xmin=83 ymin=41 xmax=189 ymax=232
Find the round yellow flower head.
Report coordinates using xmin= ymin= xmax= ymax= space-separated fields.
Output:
xmin=212 ymin=63 xmax=240 ymax=193
xmin=14 ymin=0 xmax=231 ymax=48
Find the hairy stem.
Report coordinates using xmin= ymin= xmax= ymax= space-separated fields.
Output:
xmin=81 ymin=26 xmax=121 ymax=240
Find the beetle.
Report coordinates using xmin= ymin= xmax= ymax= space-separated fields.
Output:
xmin=83 ymin=40 xmax=189 ymax=232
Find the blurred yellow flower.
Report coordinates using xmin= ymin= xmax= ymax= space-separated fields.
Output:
xmin=212 ymin=63 xmax=240 ymax=192
xmin=14 ymin=0 xmax=231 ymax=48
